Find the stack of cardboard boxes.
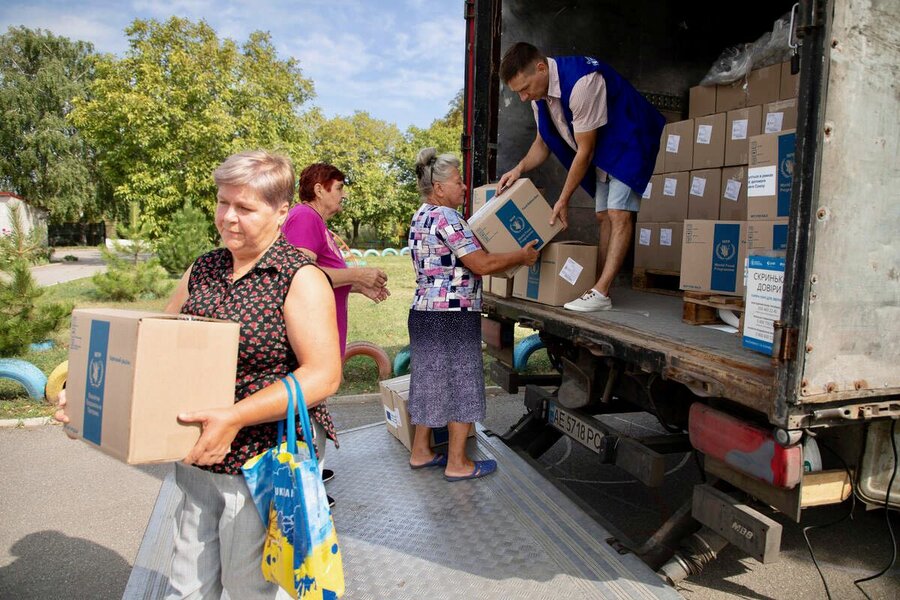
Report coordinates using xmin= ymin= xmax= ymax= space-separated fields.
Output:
xmin=676 ymin=61 xmax=798 ymax=299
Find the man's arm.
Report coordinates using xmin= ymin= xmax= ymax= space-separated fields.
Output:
xmin=497 ymin=133 xmax=550 ymax=191
xmin=549 ymin=128 xmax=597 ymax=228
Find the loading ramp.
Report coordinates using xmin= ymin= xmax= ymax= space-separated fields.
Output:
xmin=124 ymin=424 xmax=682 ymax=599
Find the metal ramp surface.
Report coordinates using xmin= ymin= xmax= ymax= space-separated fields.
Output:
xmin=125 ymin=424 xmax=681 ymax=599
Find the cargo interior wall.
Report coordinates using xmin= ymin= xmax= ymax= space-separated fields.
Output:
xmin=496 ymin=0 xmax=796 ymax=245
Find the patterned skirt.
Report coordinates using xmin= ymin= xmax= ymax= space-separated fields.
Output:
xmin=407 ymin=309 xmax=486 ymax=427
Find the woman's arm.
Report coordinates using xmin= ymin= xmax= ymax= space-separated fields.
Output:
xmin=318 ymin=265 xmax=387 ymax=290
xmin=164 ymin=267 xmax=192 ymax=314
xmin=180 ymin=264 xmax=342 ymax=465
xmin=459 ymin=240 xmax=540 ymax=276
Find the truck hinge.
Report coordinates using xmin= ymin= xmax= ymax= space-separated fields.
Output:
xmin=464 ymin=0 xmax=475 ymax=20
xmin=796 ymin=0 xmax=826 ymax=39
xmin=773 ymin=322 xmax=799 ymax=362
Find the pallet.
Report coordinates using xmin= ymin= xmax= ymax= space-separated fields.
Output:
xmin=682 ymin=291 xmax=745 ymax=325
xmin=631 ymin=268 xmax=682 ymax=297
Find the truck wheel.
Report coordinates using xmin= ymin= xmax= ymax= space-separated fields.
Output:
xmin=343 ymin=341 xmax=392 ymax=380
xmin=0 ymin=359 xmax=48 ymax=401
xmin=393 ymin=346 xmax=411 ymax=376
xmin=45 ymin=360 xmax=69 ymax=402
xmin=380 ymin=248 xmax=399 ymax=257
xmin=514 ymin=334 xmax=545 ymax=371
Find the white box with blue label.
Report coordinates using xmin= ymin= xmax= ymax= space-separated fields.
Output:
xmin=512 ymin=242 xmax=597 ymax=306
xmin=468 ymin=178 xmax=563 ymax=277
xmin=747 ymin=130 xmax=795 ymax=220
xmin=679 ymin=220 xmax=749 ymax=296
xmin=64 ymin=308 xmax=240 ymax=464
xmin=743 ymin=256 xmax=786 ymax=355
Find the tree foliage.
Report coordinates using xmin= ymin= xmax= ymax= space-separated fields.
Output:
xmin=155 ymin=200 xmax=215 ymax=275
xmin=70 ymin=18 xmax=317 ymax=235
xmin=0 ymin=26 xmax=104 ymax=222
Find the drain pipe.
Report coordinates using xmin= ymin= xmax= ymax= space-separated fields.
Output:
xmin=657 ymin=527 xmax=729 ymax=585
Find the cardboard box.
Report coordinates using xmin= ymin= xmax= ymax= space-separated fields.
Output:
xmin=748 ymin=219 xmax=789 ymax=252
xmin=512 ymin=242 xmax=598 ymax=306
xmin=653 ymin=130 xmax=666 ymax=174
xmin=763 ymin=99 xmax=798 ymax=133
xmin=719 ymin=166 xmax=748 ymax=220
xmin=725 ymin=106 xmax=762 ymax=166
xmin=634 ymin=222 xmax=683 ymax=272
xmin=379 ymin=375 xmax=472 ymax=451
xmin=637 ymin=174 xmax=662 ymax=222
xmin=748 ymin=130 xmax=796 ymax=220
xmin=716 ymin=80 xmax=748 ymax=112
xmin=664 ymin=119 xmax=694 ymax=173
xmin=468 ymin=178 xmax=562 ymax=276
xmin=747 ymin=64 xmax=782 ymax=106
xmin=680 ymin=220 xmax=748 ymax=296
xmin=780 ymin=60 xmax=800 ymax=100
xmin=689 ymin=85 xmax=717 ymax=118
xmin=657 ymin=172 xmax=689 ymax=221
xmin=743 ymin=255 xmax=786 ymax=355
xmin=486 ymin=275 xmax=513 ymax=298
xmin=64 ymin=309 xmax=240 ymax=464
xmin=471 ymin=183 xmax=498 ymax=215
xmin=688 ymin=169 xmax=722 ymax=220
xmin=692 ymin=113 xmax=726 ymax=169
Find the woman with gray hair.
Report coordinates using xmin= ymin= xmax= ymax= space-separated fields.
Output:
xmin=406 ymin=147 xmax=538 ymax=481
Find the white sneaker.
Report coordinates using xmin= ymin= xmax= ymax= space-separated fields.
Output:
xmin=564 ymin=289 xmax=612 ymax=312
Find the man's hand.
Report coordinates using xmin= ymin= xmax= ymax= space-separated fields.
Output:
xmin=54 ymin=389 xmax=77 ymax=439
xmin=179 ymin=406 xmax=243 ymax=466
xmin=550 ymin=198 xmax=569 ymax=229
xmin=497 ymin=167 xmax=522 ymax=193
xmin=519 ymin=240 xmax=540 ymax=266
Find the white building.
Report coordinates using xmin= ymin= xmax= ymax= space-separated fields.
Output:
xmin=0 ymin=192 xmax=49 ymax=244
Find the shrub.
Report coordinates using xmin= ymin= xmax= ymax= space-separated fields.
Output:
xmin=155 ymin=201 xmax=215 ymax=276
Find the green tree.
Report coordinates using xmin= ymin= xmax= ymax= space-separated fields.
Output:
xmin=70 ymin=18 xmax=316 ymax=235
xmin=0 ymin=27 xmax=104 ymax=222
xmin=155 ymin=200 xmax=215 ymax=275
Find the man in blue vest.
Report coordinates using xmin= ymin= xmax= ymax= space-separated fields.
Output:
xmin=497 ymin=43 xmax=664 ymax=311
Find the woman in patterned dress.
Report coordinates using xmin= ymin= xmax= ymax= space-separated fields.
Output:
xmin=56 ymin=150 xmax=342 ymax=599
xmin=406 ymin=147 xmax=539 ymax=481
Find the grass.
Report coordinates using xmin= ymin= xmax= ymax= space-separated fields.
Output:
xmin=1 ymin=254 xmax=552 ymax=418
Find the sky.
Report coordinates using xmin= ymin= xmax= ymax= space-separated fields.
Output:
xmin=0 ymin=0 xmax=466 ymax=130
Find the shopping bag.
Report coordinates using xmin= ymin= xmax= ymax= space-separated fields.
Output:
xmin=250 ymin=373 xmax=344 ymax=599
xmin=242 ymin=418 xmax=287 ymax=527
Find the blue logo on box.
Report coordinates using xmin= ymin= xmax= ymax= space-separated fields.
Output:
xmin=711 ymin=223 xmax=740 ymax=292
xmin=773 ymin=223 xmax=788 ymax=250
xmin=83 ymin=320 xmax=110 ymax=445
xmin=777 ymin=133 xmax=795 ymax=217
xmin=526 ymin=262 xmax=542 ymax=299
xmin=496 ymin=201 xmax=544 ymax=249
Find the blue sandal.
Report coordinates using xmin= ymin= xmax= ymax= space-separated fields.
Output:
xmin=445 ymin=459 xmax=497 ymax=482
xmin=409 ymin=453 xmax=448 ymax=469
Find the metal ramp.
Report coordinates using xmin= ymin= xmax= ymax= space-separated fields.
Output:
xmin=124 ymin=424 xmax=682 ymax=599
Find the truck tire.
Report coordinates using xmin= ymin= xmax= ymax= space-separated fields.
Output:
xmin=0 ymin=359 xmax=48 ymax=401
xmin=343 ymin=341 xmax=392 ymax=380
xmin=393 ymin=346 xmax=411 ymax=376
xmin=380 ymin=248 xmax=399 ymax=257
xmin=514 ymin=334 xmax=545 ymax=371
xmin=45 ymin=360 xmax=69 ymax=402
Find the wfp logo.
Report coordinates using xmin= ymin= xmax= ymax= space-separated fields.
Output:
xmin=529 ymin=263 xmax=540 ymax=276
xmin=507 ymin=215 xmax=525 ymax=233
xmin=715 ymin=240 xmax=736 ymax=262
xmin=780 ymin=156 xmax=794 ymax=180
xmin=88 ymin=356 xmax=104 ymax=388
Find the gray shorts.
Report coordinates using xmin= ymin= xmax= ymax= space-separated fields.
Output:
xmin=595 ymin=175 xmax=641 ymax=213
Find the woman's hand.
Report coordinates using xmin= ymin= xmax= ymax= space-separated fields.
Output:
xmin=54 ymin=389 xmax=77 ymax=439
xmin=357 ymin=267 xmax=388 ymax=289
xmin=179 ymin=406 xmax=243 ymax=466
xmin=359 ymin=284 xmax=391 ymax=303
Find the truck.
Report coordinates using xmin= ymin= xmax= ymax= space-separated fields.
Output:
xmin=461 ymin=0 xmax=899 ymax=582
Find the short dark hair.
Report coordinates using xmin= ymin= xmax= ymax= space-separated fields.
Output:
xmin=298 ymin=163 xmax=346 ymax=203
xmin=499 ymin=42 xmax=545 ymax=83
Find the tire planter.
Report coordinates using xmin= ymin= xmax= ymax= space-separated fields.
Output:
xmin=349 ymin=249 xmax=364 ymax=257
xmin=380 ymin=248 xmax=399 ymax=257
xmin=29 ymin=340 xmax=55 ymax=352
xmin=392 ymin=345 xmax=411 ymax=376
xmin=513 ymin=334 xmax=545 ymax=371
xmin=45 ymin=360 xmax=69 ymax=403
xmin=343 ymin=341 xmax=392 ymax=380
xmin=0 ymin=358 xmax=48 ymax=401
xmin=399 ymin=247 xmax=411 ymax=256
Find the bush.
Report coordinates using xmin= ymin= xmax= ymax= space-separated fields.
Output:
xmin=155 ymin=201 xmax=215 ymax=276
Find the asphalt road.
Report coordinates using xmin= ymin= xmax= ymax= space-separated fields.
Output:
xmin=30 ymin=248 xmax=106 ymax=287
xmin=1 ymin=393 xmax=897 ymax=599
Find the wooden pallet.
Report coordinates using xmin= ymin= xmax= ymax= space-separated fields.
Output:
xmin=631 ymin=268 xmax=682 ymax=297
xmin=682 ymin=291 xmax=745 ymax=325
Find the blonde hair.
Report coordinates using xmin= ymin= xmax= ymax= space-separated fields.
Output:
xmin=415 ymin=147 xmax=460 ymax=198
xmin=213 ymin=150 xmax=295 ymax=209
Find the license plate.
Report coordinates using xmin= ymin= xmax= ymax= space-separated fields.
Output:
xmin=547 ymin=402 xmax=604 ymax=454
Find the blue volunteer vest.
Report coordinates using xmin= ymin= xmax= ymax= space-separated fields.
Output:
xmin=536 ymin=56 xmax=665 ymax=196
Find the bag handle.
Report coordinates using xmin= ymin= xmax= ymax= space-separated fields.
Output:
xmin=287 ymin=372 xmax=319 ymax=469
xmin=280 ymin=376 xmax=298 ymax=454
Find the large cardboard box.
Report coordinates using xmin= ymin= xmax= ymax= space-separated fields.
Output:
xmin=653 ymin=130 xmax=666 ymax=174
xmin=716 ymin=80 xmax=748 ymax=113
xmin=468 ymin=178 xmax=562 ymax=276
xmin=689 ymin=85 xmax=717 ymax=118
xmin=637 ymin=174 xmax=662 ymax=222
xmin=379 ymin=375 xmax=472 ymax=451
xmin=657 ymin=172 xmax=689 ymax=221
xmin=486 ymin=275 xmax=513 ymax=298
xmin=692 ymin=113 xmax=726 ymax=169
xmin=719 ymin=166 xmax=749 ymax=221
xmin=743 ymin=255 xmax=786 ymax=355
xmin=471 ymin=183 xmax=498 ymax=215
xmin=780 ymin=60 xmax=800 ymax=100
xmin=763 ymin=99 xmax=798 ymax=133
xmin=748 ymin=130 xmax=796 ymax=220
xmin=746 ymin=64 xmax=782 ymax=106
xmin=688 ymin=169 xmax=722 ymax=220
xmin=748 ymin=219 xmax=789 ymax=252
xmin=664 ymin=119 xmax=694 ymax=173
xmin=513 ymin=242 xmax=597 ymax=306
xmin=680 ymin=220 xmax=749 ymax=296
xmin=64 ymin=309 xmax=240 ymax=464
xmin=725 ymin=106 xmax=762 ymax=166
xmin=634 ymin=222 xmax=683 ymax=272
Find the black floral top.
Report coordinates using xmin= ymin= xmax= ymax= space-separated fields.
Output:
xmin=181 ymin=235 xmax=339 ymax=475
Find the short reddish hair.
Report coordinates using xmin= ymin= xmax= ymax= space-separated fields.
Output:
xmin=298 ymin=163 xmax=346 ymax=203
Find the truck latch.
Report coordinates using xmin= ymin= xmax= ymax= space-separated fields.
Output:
xmin=773 ymin=322 xmax=799 ymax=362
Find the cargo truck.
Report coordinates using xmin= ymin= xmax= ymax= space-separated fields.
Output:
xmin=462 ymin=0 xmax=899 ymax=581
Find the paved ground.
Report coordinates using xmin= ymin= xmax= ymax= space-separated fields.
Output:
xmin=30 ymin=248 xmax=106 ymax=287
xmin=1 ymin=393 xmax=897 ymax=599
